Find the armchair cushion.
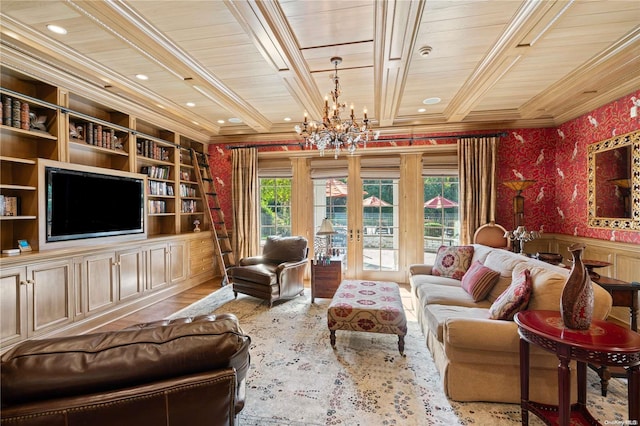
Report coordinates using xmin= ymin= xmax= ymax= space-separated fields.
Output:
xmin=231 ymin=263 xmax=278 ymax=285
xmin=262 ymin=236 xmax=308 ymax=264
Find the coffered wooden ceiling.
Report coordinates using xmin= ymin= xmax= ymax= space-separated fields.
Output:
xmin=1 ymin=1 xmax=639 ymax=144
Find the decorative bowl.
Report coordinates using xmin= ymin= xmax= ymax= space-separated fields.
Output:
xmin=535 ymin=252 xmax=563 ymax=265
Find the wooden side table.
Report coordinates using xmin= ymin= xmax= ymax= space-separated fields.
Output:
xmin=311 ymin=258 xmax=342 ymax=303
xmin=515 ymin=310 xmax=640 ymax=426
xmin=592 ymin=276 xmax=640 ymax=396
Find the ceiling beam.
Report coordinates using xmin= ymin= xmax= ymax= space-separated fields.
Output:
xmin=223 ymin=0 xmax=324 ymax=120
xmin=444 ymin=0 xmax=575 ymax=123
xmin=374 ymin=0 xmax=426 ymax=127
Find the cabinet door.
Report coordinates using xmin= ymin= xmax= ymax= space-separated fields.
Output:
xmin=82 ymin=252 xmax=117 ymax=315
xmin=169 ymin=241 xmax=187 ymax=283
xmin=147 ymin=244 xmax=169 ymax=290
xmin=0 ymin=266 xmax=28 ymax=347
xmin=26 ymin=259 xmax=73 ymax=337
xmin=117 ymin=248 xmax=144 ymax=302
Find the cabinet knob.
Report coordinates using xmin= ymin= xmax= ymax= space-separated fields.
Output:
xmin=19 ymin=280 xmax=28 ymax=286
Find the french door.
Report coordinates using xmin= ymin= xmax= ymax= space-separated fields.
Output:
xmin=312 ymin=159 xmax=402 ymax=282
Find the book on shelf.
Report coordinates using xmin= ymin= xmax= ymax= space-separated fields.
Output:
xmin=148 ymin=200 xmax=166 ymax=214
xmin=0 ymin=195 xmax=20 ymax=216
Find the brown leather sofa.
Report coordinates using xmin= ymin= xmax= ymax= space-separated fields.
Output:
xmin=1 ymin=314 xmax=251 ymax=426
xmin=230 ymin=235 xmax=308 ymax=307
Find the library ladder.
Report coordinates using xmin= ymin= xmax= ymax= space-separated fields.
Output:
xmin=191 ymin=149 xmax=235 ymax=285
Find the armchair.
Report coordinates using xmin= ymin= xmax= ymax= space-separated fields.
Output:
xmin=229 ymin=236 xmax=308 ymax=307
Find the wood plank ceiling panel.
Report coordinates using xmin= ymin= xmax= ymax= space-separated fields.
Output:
xmin=475 ymin=1 xmax=640 ymax=112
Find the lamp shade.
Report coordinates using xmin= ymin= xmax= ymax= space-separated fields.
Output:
xmin=317 ymin=218 xmax=337 ymax=235
xmin=502 ymin=180 xmax=536 ymax=192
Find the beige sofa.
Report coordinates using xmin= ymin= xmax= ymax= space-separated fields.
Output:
xmin=409 ymin=244 xmax=612 ymax=405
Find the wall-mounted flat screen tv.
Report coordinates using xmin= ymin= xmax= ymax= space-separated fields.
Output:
xmin=45 ymin=166 xmax=145 ymax=242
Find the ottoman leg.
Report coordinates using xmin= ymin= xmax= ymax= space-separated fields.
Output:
xmin=398 ymin=335 xmax=405 ymax=356
xmin=330 ymin=330 xmax=336 ymax=348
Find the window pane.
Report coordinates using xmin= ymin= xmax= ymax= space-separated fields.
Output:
xmin=424 ymin=176 xmax=460 ymax=263
xmin=259 ymin=177 xmax=292 ymax=246
xmin=363 ymin=179 xmax=399 ymax=271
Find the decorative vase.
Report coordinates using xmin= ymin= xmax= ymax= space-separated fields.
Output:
xmin=560 ymin=243 xmax=594 ymax=330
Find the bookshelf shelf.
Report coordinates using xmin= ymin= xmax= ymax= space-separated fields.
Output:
xmin=69 ymin=140 xmax=129 ymax=156
xmin=0 ymin=156 xmax=37 ymax=165
xmin=0 ymin=216 xmax=37 ymax=220
xmin=0 ymin=125 xmax=58 ymax=140
xmin=0 ymin=184 xmax=36 ymax=191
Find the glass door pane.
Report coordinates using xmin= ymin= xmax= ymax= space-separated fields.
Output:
xmin=313 ymin=179 xmax=348 ymax=265
xmin=362 ymin=179 xmax=399 ymax=271
xmin=423 ymin=176 xmax=460 ymax=263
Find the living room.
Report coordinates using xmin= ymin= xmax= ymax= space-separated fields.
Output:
xmin=1 ymin=1 xmax=639 ymax=425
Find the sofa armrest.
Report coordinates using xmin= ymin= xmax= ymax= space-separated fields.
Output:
xmin=409 ymin=264 xmax=433 ymax=276
xmin=445 ymin=317 xmax=519 ymax=353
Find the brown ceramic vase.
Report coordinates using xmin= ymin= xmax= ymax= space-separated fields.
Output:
xmin=560 ymin=243 xmax=594 ymax=330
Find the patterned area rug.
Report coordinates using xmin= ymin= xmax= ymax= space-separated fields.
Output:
xmin=170 ymin=285 xmax=629 ymax=425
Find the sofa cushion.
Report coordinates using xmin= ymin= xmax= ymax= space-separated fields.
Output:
xmin=513 ymin=262 xmax=567 ymax=312
xmin=415 ymin=283 xmax=493 ymax=309
xmin=424 ymin=305 xmax=490 ymax=342
xmin=489 ymin=269 xmax=532 ymax=320
xmin=262 ymin=236 xmax=307 ymax=263
xmin=432 ymin=245 xmax=474 ymax=280
xmin=483 ymin=250 xmax=528 ymax=302
xmin=461 ymin=261 xmax=500 ymax=302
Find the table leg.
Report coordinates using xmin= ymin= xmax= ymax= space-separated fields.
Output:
xmin=330 ymin=330 xmax=336 ymax=348
xmin=558 ymin=354 xmax=571 ymax=426
xmin=519 ymin=338 xmax=530 ymax=426
xmin=398 ymin=335 xmax=405 ymax=356
xmin=629 ymin=364 xmax=639 ymax=422
xmin=577 ymin=361 xmax=587 ymax=407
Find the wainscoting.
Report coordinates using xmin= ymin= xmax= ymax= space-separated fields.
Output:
xmin=527 ymin=233 xmax=639 ymax=328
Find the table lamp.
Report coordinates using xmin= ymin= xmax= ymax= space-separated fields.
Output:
xmin=317 ymin=217 xmax=337 ymax=256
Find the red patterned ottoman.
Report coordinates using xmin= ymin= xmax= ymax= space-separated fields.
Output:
xmin=327 ymin=280 xmax=407 ymax=355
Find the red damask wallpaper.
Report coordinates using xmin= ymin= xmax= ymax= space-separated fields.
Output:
xmin=208 ymin=91 xmax=640 ymax=245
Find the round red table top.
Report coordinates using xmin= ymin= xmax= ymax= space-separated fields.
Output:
xmin=514 ymin=310 xmax=640 ymax=353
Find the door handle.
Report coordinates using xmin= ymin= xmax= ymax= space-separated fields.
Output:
xmin=356 ymin=229 xmax=361 ymax=242
xmin=349 ymin=229 xmax=353 ymax=242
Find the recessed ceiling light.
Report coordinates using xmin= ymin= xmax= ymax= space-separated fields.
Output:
xmin=217 ymin=120 xmax=225 ymax=124
xmin=284 ymin=117 xmax=291 ymax=122
xmin=418 ymin=108 xmax=426 ymax=113
xmin=228 ymin=118 xmax=242 ymax=123
xmin=46 ymin=24 xmax=67 ymax=35
xmin=186 ymin=102 xmax=196 ymax=107
xmin=422 ymin=97 xmax=441 ymax=105
xmin=136 ymin=74 xmax=149 ymax=81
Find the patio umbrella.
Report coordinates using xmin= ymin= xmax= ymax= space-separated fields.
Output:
xmin=424 ymin=195 xmax=458 ymax=208
xmin=326 ymin=179 xmax=349 ymax=197
xmin=362 ymin=196 xmax=391 ymax=207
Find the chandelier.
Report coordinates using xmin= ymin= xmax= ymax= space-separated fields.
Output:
xmin=295 ymin=57 xmax=377 ymax=158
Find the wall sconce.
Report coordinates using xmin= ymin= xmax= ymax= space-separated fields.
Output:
xmin=316 ymin=217 xmax=337 ymax=256
xmin=502 ymin=180 xmax=536 ymax=228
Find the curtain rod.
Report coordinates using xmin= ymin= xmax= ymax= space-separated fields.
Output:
xmin=224 ymin=132 xmax=508 ymax=150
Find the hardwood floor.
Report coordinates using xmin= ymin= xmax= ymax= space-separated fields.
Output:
xmin=91 ymin=278 xmax=222 ymax=333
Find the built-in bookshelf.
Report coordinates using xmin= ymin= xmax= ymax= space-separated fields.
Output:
xmin=0 ymin=67 xmax=208 ymax=252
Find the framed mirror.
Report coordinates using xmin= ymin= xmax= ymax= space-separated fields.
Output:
xmin=588 ymin=130 xmax=639 ymax=230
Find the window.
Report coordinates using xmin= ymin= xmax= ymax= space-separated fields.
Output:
xmin=424 ymin=176 xmax=459 ymax=263
xmin=259 ymin=178 xmax=292 ymax=245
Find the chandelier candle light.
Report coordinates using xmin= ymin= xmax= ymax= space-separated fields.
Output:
xmin=295 ymin=57 xmax=378 ymax=158
xmin=504 ymin=226 xmax=539 ymax=255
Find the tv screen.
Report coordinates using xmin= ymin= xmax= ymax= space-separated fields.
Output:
xmin=46 ymin=166 xmax=145 ymax=242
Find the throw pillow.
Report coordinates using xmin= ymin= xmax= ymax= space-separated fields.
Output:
xmin=461 ymin=261 xmax=500 ymax=301
xmin=431 ymin=245 xmax=474 ymax=280
xmin=489 ymin=269 xmax=532 ymax=320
